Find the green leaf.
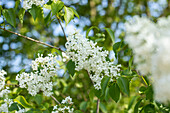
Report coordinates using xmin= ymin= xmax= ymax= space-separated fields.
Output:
xmin=145 ymin=86 xmax=153 ymax=101
xmin=143 ymin=104 xmax=155 ymax=113
xmin=14 ymin=96 xmax=32 ymax=108
xmin=3 ymin=8 xmax=16 ymax=27
xmin=34 ymin=94 xmax=43 ymax=105
xmin=44 ymin=11 xmax=51 ymax=25
xmin=9 ymin=103 xmax=19 ymax=111
xmin=134 ymin=99 xmax=142 ymax=113
xmin=70 ymin=7 xmax=79 ymax=19
xmin=0 ymin=5 xmax=2 ymax=16
xmin=89 ymin=88 xmax=95 ymax=102
xmin=74 ymin=110 xmax=83 ymax=113
xmin=51 ymin=1 xmax=64 ymax=16
xmin=105 ymin=87 xmax=110 ymax=101
xmin=100 ymin=102 xmax=107 ymax=113
xmin=29 ymin=5 xmax=43 ymax=21
xmin=64 ymin=6 xmax=74 ymax=26
xmin=18 ymin=8 xmax=25 ymax=24
xmin=86 ymin=26 xmax=99 ymax=38
xmin=109 ymin=83 xmax=120 ymax=103
xmin=101 ymin=76 xmax=110 ymax=96
xmin=117 ymin=77 xmax=130 ymax=96
xmin=79 ymin=101 xmax=88 ymax=111
xmin=66 ymin=60 xmax=75 ymax=77
xmin=14 ymin=0 xmax=20 ymax=11
xmin=104 ymin=28 xmax=115 ymax=44
xmin=128 ymin=96 xmax=137 ymax=110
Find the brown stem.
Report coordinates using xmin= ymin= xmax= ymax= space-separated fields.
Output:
xmin=57 ymin=18 xmax=67 ymax=41
xmin=51 ymin=95 xmax=61 ymax=105
xmin=0 ymin=27 xmax=64 ymax=52
xmin=96 ymin=99 xmax=100 ymax=113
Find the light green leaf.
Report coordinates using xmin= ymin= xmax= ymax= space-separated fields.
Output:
xmin=70 ymin=7 xmax=79 ymax=19
xmin=109 ymin=83 xmax=120 ymax=103
xmin=86 ymin=26 xmax=99 ymax=38
xmin=66 ymin=60 xmax=75 ymax=77
xmin=44 ymin=11 xmax=51 ymax=25
xmin=2 ymin=8 xmax=16 ymax=27
xmin=51 ymin=1 xmax=64 ymax=16
xmin=18 ymin=8 xmax=25 ymax=24
xmin=117 ymin=77 xmax=130 ymax=96
xmin=34 ymin=94 xmax=43 ymax=105
xmin=14 ymin=96 xmax=32 ymax=108
xmin=104 ymin=28 xmax=115 ymax=44
xmin=79 ymin=101 xmax=88 ymax=111
xmin=64 ymin=6 xmax=74 ymax=26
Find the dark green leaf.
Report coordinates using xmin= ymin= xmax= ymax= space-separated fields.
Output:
xmin=109 ymin=83 xmax=120 ymax=103
xmin=14 ymin=96 xmax=32 ymax=108
xmin=101 ymin=76 xmax=110 ymax=96
xmin=18 ymin=8 xmax=25 ymax=24
xmin=64 ymin=6 xmax=74 ymax=26
xmin=94 ymin=89 xmax=102 ymax=98
xmin=117 ymin=77 xmax=130 ymax=96
xmin=51 ymin=1 xmax=64 ymax=16
xmin=143 ymin=104 xmax=155 ymax=113
xmin=44 ymin=11 xmax=51 ymax=25
xmin=9 ymin=103 xmax=19 ymax=111
xmin=134 ymin=99 xmax=142 ymax=113
xmin=86 ymin=26 xmax=99 ymax=38
xmin=66 ymin=60 xmax=75 ymax=77
xmin=3 ymin=8 xmax=16 ymax=27
xmin=70 ymin=7 xmax=79 ymax=19
xmin=145 ymin=86 xmax=153 ymax=101
xmin=104 ymin=28 xmax=115 ymax=44
xmin=0 ymin=5 xmax=2 ymax=15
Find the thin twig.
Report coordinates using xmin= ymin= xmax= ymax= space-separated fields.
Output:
xmin=51 ymin=95 xmax=61 ymax=105
xmin=0 ymin=27 xmax=64 ymax=52
xmin=5 ymin=84 xmax=19 ymax=87
xmin=57 ymin=17 xmax=67 ymax=41
xmin=96 ymin=99 xmax=100 ymax=113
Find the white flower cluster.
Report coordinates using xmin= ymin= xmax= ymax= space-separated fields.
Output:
xmin=125 ymin=16 xmax=157 ymax=75
xmin=125 ymin=16 xmax=170 ymax=104
xmin=16 ymin=54 xmax=60 ymax=96
xmin=52 ymin=96 xmax=74 ymax=113
xmin=65 ymin=31 xmax=121 ymax=90
xmin=0 ymin=98 xmax=13 ymax=113
xmin=0 ymin=70 xmax=11 ymax=97
xmin=21 ymin=0 xmax=46 ymax=10
xmin=0 ymin=70 xmax=6 ymax=90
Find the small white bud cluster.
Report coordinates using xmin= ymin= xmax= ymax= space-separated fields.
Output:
xmin=125 ymin=16 xmax=170 ymax=104
xmin=65 ymin=31 xmax=121 ymax=90
xmin=16 ymin=54 xmax=61 ymax=96
xmin=52 ymin=96 xmax=74 ymax=113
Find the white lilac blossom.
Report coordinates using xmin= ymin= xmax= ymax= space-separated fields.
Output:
xmin=16 ymin=54 xmax=61 ymax=96
xmin=52 ymin=96 xmax=74 ymax=113
xmin=0 ymin=70 xmax=6 ymax=90
xmin=20 ymin=0 xmax=46 ymax=10
xmin=125 ymin=16 xmax=170 ymax=104
xmin=125 ymin=16 xmax=158 ymax=75
xmin=0 ymin=98 xmax=13 ymax=113
xmin=65 ymin=31 xmax=121 ymax=90
xmin=15 ymin=106 xmax=26 ymax=113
